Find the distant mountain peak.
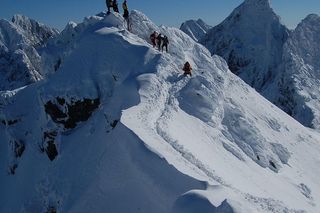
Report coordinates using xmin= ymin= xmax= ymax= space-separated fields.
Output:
xmin=244 ymin=0 xmax=270 ymax=6
xmin=12 ymin=14 xmax=29 ymax=23
xmin=301 ymin=13 xmax=320 ymax=24
xmin=0 ymin=14 xmax=59 ymax=90
xmin=180 ymin=19 xmax=211 ymax=41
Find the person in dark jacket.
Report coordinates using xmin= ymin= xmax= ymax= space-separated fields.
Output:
xmin=162 ymin=35 xmax=169 ymax=52
xmin=122 ymin=0 xmax=129 ymax=18
xmin=113 ymin=0 xmax=119 ymax=13
xmin=106 ymin=0 xmax=113 ymax=14
xmin=156 ymin=33 xmax=163 ymax=51
xmin=122 ymin=0 xmax=130 ymax=30
xmin=183 ymin=61 xmax=192 ymax=76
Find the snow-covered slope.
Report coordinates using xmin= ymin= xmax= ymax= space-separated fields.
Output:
xmin=0 ymin=11 xmax=320 ymax=213
xmin=0 ymin=15 xmax=58 ymax=91
xmin=201 ymin=0 xmax=289 ymax=91
xmin=180 ymin=19 xmax=211 ymax=42
xmin=266 ymin=14 xmax=320 ymax=129
xmin=198 ymin=0 xmax=320 ymax=131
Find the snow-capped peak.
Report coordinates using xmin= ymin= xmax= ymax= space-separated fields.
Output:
xmin=276 ymin=13 xmax=320 ymax=129
xmin=0 ymin=15 xmax=58 ymax=91
xmin=11 ymin=14 xmax=59 ymax=47
xmin=299 ymin=13 xmax=320 ymax=27
xmin=180 ymin=19 xmax=211 ymax=41
xmin=244 ymin=0 xmax=270 ymax=7
xmin=201 ymin=0 xmax=288 ymax=91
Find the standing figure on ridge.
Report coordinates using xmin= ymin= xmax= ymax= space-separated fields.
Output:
xmin=113 ymin=0 xmax=119 ymax=13
xmin=150 ymin=31 xmax=158 ymax=48
xmin=183 ymin=61 xmax=192 ymax=76
xmin=162 ymin=35 xmax=169 ymax=52
xmin=122 ymin=0 xmax=130 ymax=31
xmin=156 ymin=33 xmax=163 ymax=51
xmin=106 ymin=0 xmax=113 ymax=14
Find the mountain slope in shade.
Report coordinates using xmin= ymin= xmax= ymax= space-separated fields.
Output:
xmin=180 ymin=19 xmax=211 ymax=41
xmin=0 ymin=15 xmax=58 ymax=91
xmin=0 ymin=11 xmax=319 ymax=213
xmin=201 ymin=0 xmax=289 ymax=91
xmin=265 ymin=14 xmax=320 ymax=129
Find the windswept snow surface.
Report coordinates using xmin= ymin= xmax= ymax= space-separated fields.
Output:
xmin=0 ymin=15 xmax=58 ymax=91
xmin=0 ymin=10 xmax=320 ymax=213
xmin=180 ymin=19 xmax=211 ymax=42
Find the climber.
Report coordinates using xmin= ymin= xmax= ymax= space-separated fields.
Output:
xmin=113 ymin=0 xmax=119 ymax=13
xmin=106 ymin=0 xmax=113 ymax=14
xmin=150 ymin=31 xmax=158 ymax=48
xmin=183 ymin=61 xmax=192 ymax=76
xmin=122 ymin=0 xmax=130 ymax=30
xmin=122 ymin=0 xmax=129 ymax=18
xmin=156 ymin=33 xmax=163 ymax=51
xmin=162 ymin=35 xmax=169 ymax=52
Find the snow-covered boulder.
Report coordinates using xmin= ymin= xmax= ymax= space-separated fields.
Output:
xmin=180 ymin=19 xmax=211 ymax=42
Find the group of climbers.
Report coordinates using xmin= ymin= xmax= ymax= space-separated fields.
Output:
xmin=106 ymin=0 xmax=130 ymax=30
xmin=105 ymin=1 xmax=192 ymax=77
xmin=149 ymin=32 xmax=169 ymax=53
xmin=150 ymin=32 xmax=192 ymax=76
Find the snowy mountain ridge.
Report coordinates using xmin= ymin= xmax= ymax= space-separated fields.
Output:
xmin=0 ymin=10 xmax=320 ymax=213
xmin=273 ymin=13 xmax=320 ymax=129
xmin=0 ymin=15 xmax=58 ymax=91
xmin=180 ymin=19 xmax=211 ymax=42
xmin=194 ymin=0 xmax=320 ymax=131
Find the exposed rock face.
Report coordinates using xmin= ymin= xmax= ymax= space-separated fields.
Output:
xmin=44 ymin=97 xmax=100 ymax=129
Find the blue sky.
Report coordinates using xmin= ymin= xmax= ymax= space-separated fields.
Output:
xmin=1 ymin=0 xmax=319 ymax=30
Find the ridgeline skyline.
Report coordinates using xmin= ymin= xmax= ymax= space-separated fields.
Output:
xmin=1 ymin=0 xmax=319 ymax=30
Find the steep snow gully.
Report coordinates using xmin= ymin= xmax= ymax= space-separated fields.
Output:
xmin=0 ymin=10 xmax=320 ymax=213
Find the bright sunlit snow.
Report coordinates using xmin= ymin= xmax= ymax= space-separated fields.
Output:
xmin=0 ymin=4 xmax=320 ymax=213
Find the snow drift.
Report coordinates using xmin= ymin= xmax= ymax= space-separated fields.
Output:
xmin=0 ymin=10 xmax=320 ymax=213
